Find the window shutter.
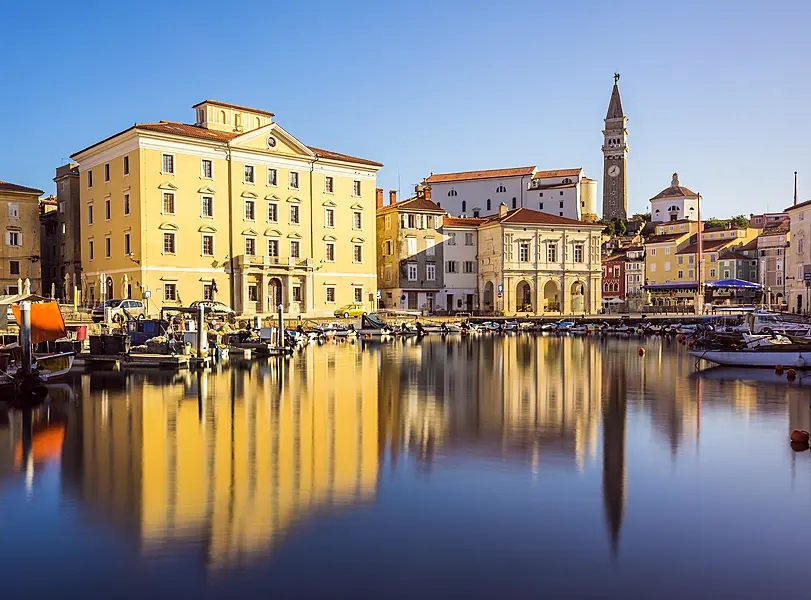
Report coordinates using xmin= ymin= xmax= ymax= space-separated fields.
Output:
xmin=18 ymin=232 xmax=22 ymax=246
xmin=4 ymin=232 xmax=8 ymax=246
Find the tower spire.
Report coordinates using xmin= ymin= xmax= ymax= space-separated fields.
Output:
xmin=606 ymin=73 xmax=624 ymax=120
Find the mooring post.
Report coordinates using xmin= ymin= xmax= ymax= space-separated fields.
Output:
xmin=196 ymin=303 xmax=205 ymax=358
xmin=278 ymin=304 xmax=284 ymax=348
xmin=19 ymin=301 xmax=33 ymax=376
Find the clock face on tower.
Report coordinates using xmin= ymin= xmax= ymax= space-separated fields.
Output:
xmin=608 ymin=165 xmax=620 ymax=177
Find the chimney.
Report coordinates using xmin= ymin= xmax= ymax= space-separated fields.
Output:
xmin=389 ymin=190 xmax=397 ymax=205
xmin=424 ymin=186 xmax=431 ymax=200
xmin=376 ymin=188 xmax=384 ymax=209
xmin=499 ymin=202 xmax=508 ymax=216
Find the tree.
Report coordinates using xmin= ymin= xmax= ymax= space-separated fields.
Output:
xmin=630 ymin=212 xmax=651 ymax=222
xmin=600 ymin=219 xmax=615 ymax=236
xmin=730 ymin=214 xmax=749 ymax=228
xmin=704 ymin=217 xmax=728 ymax=229
xmin=617 ymin=220 xmax=627 ymax=235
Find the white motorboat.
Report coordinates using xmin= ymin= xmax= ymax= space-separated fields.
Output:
xmin=690 ymin=348 xmax=811 ymax=368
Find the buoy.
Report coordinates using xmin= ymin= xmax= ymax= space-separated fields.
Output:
xmin=790 ymin=441 xmax=809 ymax=452
xmin=775 ymin=365 xmax=784 ymax=375
xmin=790 ymin=429 xmax=810 ymax=444
xmin=786 ymin=368 xmax=797 ymax=380
xmin=638 ymin=347 xmax=645 ymax=357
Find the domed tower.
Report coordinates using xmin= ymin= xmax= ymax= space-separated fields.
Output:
xmin=602 ymin=74 xmax=628 ymax=221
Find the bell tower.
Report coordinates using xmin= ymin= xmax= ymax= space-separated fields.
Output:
xmin=602 ymin=74 xmax=628 ymax=220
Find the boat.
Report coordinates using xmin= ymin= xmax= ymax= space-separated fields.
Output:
xmin=689 ymin=346 xmax=811 ymax=368
xmin=748 ymin=310 xmax=811 ymax=336
xmin=357 ymin=314 xmax=394 ymax=336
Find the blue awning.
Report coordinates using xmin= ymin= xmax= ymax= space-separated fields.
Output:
xmin=706 ymin=278 xmax=762 ymax=289
xmin=643 ymin=282 xmax=698 ymax=290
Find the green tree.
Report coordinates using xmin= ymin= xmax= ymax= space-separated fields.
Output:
xmin=601 ymin=219 xmax=615 ymax=236
xmin=730 ymin=215 xmax=749 ymax=228
xmin=704 ymin=217 xmax=728 ymax=229
xmin=617 ymin=219 xmax=627 ymax=235
xmin=631 ymin=212 xmax=651 ymax=222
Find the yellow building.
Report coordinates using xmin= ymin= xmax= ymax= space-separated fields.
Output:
xmin=71 ymin=100 xmax=383 ymax=316
xmin=1 ymin=181 xmax=44 ymax=295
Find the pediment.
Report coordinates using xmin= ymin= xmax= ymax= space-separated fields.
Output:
xmin=158 ymin=222 xmax=178 ymax=231
xmin=287 ymin=231 xmax=302 ymax=239
xmin=241 ymin=190 xmax=258 ymax=199
xmin=322 ymin=234 xmax=337 ymax=241
xmin=242 ymin=228 xmax=259 ymax=236
xmin=230 ymin=122 xmax=316 ymax=159
xmin=322 ymin=199 xmax=337 ymax=207
xmin=265 ymin=194 xmax=281 ymax=201
xmin=350 ymin=202 xmax=363 ymax=210
xmin=350 ymin=236 xmax=365 ymax=243
xmin=198 ymin=186 xmax=216 ymax=194
xmin=287 ymin=196 xmax=301 ymax=203
xmin=158 ymin=182 xmax=178 ymax=191
xmin=264 ymin=228 xmax=283 ymax=237
xmin=198 ymin=225 xmax=217 ymax=233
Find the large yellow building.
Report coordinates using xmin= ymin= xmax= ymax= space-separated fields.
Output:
xmin=1 ymin=181 xmax=44 ymax=296
xmin=71 ymin=100 xmax=383 ymax=316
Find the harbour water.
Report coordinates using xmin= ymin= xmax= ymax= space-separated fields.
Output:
xmin=1 ymin=335 xmax=810 ymax=599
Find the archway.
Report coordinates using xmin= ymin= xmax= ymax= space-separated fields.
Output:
xmin=516 ymin=281 xmax=532 ymax=312
xmin=268 ymin=278 xmax=283 ymax=310
xmin=483 ymin=281 xmax=494 ymax=311
xmin=570 ymin=281 xmax=585 ymax=313
xmin=543 ymin=280 xmax=559 ymax=312
xmin=106 ymin=277 xmax=113 ymax=300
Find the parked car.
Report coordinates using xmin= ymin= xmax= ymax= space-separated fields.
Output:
xmin=334 ymin=303 xmax=367 ymax=318
xmin=92 ymin=299 xmax=146 ymax=323
xmin=189 ymin=300 xmax=236 ymax=316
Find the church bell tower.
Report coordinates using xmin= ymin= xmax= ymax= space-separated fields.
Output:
xmin=602 ymin=74 xmax=628 ymax=220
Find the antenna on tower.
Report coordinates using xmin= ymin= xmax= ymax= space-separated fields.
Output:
xmin=794 ymin=171 xmax=798 ymax=206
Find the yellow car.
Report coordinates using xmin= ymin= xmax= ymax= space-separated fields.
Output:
xmin=334 ymin=303 xmax=367 ymax=318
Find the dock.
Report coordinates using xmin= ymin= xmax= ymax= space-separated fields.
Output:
xmin=74 ymin=353 xmax=191 ymax=369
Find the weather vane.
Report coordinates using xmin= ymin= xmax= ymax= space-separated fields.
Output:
xmin=614 ymin=73 xmax=620 ymax=84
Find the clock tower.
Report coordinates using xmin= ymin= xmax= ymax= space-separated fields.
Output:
xmin=602 ymin=74 xmax=628 ymax=221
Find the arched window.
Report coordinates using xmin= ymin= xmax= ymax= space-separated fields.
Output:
xmin=219 ymin=110 xmax=227 ymax=123
xmin=487 ymin=199 xmax=491 ymax=210
xmin=448 ymin=189 xmax=457 ymax=197
xmin=512 ymin=197 xmax=517 ymax=209
xmin=436 ymin=202 xmax=441 ymax=208
xmin=461 ymin=201 xmax=466 ymax=212
xmin=561 ymin=178 xmax=572 ymax=184
xmin=496 ymin=185 xmax=506 ymax=193
xmin=473 ymin=209 xmax=480 ymax=217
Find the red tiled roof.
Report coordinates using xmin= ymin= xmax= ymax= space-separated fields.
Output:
xmin=650 ymin=184 xmax=698 ymax=200
xmin=655 ymin=218 xmax=696 ymax=226
xmin=719 ymin=250 xmax=752 ymax=261
xmin=308 ymin=146 xmax=383 ymax=167
xmin=377 ymin=196 xmax=445 ymax=214
xmin=703 ymin=224 xmax=746 ymax=232
xmin=603 ymin=253 xmax=628 ymax=263
xmin=676 ymin=239 xmax=733 ymax=255
xmin=739 ymin=237 xmax=760 ymax=251
xmin=786 ymin=199 xmax=811 ymax=212
xmin=646 ymin=232 xmax=691 ymax=243
xmin=531 ymin=168 xmax=582 ymax=179
xmin=192 ymin=99 xmax=275 ymax=117
xmin=0 ymin=181 xmax=44 ymax=195
xmin=762 ymin=222 xmax=790 ymax=235
xmin=480 ymin=207 xmax=600 ymax=227
xmin=425 ymin=166 xmax=536 ymax=184
xmin=442 ymin=217 xmax=486 ymax=227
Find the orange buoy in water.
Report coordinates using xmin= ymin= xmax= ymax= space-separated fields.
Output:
xmin=786 ymin=368 xmax=797 ymax=380
xmin=775 ymin=365 xmax=784 ymax=374
xmin=638 ymin=347 xmax=645 ymax=357
xmin=790 ymin=430 xmax=810 ymax=444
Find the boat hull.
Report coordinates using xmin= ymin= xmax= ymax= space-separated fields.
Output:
xmin=690 ymin=349 xmax=811 ymax=368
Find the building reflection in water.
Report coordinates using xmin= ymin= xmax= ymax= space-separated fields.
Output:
xmin=60 ymin=346 xmax=379 ymax=570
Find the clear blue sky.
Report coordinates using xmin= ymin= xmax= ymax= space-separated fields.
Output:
xmin=2 ymin=0 xmax=809 ymax=218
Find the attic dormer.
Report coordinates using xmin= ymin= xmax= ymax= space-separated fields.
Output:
xmin=193 ymin=100 xmax=275 ymax=133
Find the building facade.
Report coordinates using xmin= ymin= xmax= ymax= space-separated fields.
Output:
xmin=71 ymin=100 xmax=382 ymax=316
xmin=442 ymin=216 xmax=481 ymax=313
xmin=39 ymin=196 xmax=60 ymax=298
xmin=1 ymin=180 xmax=43 ymax=295
xmin=602 ymin=75 xmax=628 ymax=221
xmin=602 ymin=253 xmax=626 ymax=300
xmin=54 ymin=163 xmax=83 ymax=302
xmin=785 ymin=200 xmax=811 ymax=313
xmin=756 ymin=219 xmax=789 ymax=307
xmin=376 ymin=188 xmax=445 ymax=312
xmin=424 ymin=166 xmax=597 ymax=221
xmin=650 ymin=173 xmax=699 ymax=223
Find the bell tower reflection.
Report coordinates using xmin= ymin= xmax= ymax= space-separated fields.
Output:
xmin=602 ymin=364 xmax=627 ymax=556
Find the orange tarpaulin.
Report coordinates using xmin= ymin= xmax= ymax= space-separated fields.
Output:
xmin=11 ymin=302 xmax=67 ymax=344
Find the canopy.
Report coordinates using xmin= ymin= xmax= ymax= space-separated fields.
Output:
xmin=0 ymin=293 xmax=49 ymax=330
xmin=11 ymin=301 xmax=67 ymax=344
xmin=706 ymin=279 xmax=762 ymax=289
xmin=602 ymin=297 xmax=625 ymax=304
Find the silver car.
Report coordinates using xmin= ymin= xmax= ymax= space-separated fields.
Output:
xmin=92 ymin=299 xmax=146 ymax=323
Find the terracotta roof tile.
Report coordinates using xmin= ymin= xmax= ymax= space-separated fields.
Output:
xmin=603 ymin=253 xmax=628 ymax=262
xmin=531 ymin=168 xmax=582 ymax=179
xmin=0 ymin=181 xmax=44 ymax=195
xmin=442 ymin=217 xmax=486 ymax=227
xmin=192 ymin=99 xmax=275 ymax=117
xmin=739 ymin=237 xmax=760 ymax=251
xmin=425 ymin=166 xmax=536 ymax=184
xmin=377 ymin=196 xmax=445 ymax=214
xmin=786 ymin=199 xmax=811 ymax=212
xmin=676 ymin=239 xmax=733 ymax=255
xmin=480 ymin=207 xmax=600 ymax=227
xmin=646 ymin=232 xmax=691 ymax=243
xmin=308 ymin=146 xmax=383 ymax=167
xmin=719 ymin=250 xmax=752 ymax=261
xmin=650 ymin=184 xmax=698 ymax=201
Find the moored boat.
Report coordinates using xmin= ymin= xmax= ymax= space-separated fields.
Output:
xmin=689 ymin=347 xmax=811 ymax=368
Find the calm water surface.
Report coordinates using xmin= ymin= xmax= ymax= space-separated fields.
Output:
xmin=1 ymin=335 xmax=810 ymax=599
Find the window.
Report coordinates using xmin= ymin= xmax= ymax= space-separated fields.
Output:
xmin=665 ymin=247 xmax=671 ymax=255
xmin=465 ymin=232 xmax=474 ymax=246
xmin=325 ymin=241 xmax=335 ymax=262
xmin=353 ymin=211 xmax=362 ymax=230
xmin=426 ymin=263 xmax=436 ymax=280
xmin=384 ymin=215 xmax=391 ymax=229
xmin=384 ymin=240 xmax=392 ymax=255
xmin=202 ymin=159 xmax=213 ymax=178
xmin=724 ymin=270 xmax=730 ymax=278
xmin=425 ymin=237 xmax=435 ymax=256
xmin=104 ymin=163 xmax=110 ymax=182
xmin=461 ymin=201 xmax=466 ymax=213
xmin=539 ymin=202 xmax=544 ymax=210
xmin=678 ymin=270 xmax=683 ymax=279
xmin=799 ymin=239 xmax=805 ymax=255
xmin=353 ymin=244 xmax=363 ymax=263
xmin=268 ymin=202 xmax=278 ymax=222
xmin=290 ymin=171 xmax=299 ymax=189
xmin=162 ymin=154 xmax=174 ymax=174
xmin=290 ymin=240 xmax=300 ymax=258
xmin=650 ymin=248 xmax=656 ymax=256
xmin=512 ymin=198 xmax=517 ymax=209
xmin=87 ymin=170 xmax=93 ymax=188
xmin=688 ymin=269 xmax=694 ymax=278
xmin=353 ymin=180 xmax=361 ymax=196
xmin=384 ymin=267 xmax=391 ymax=282
xmin=163 ymin=192 xmax=175 ymax=214
xmin=574 ymin=244 xmax=584 ymax=263
xmin=105 ymin=198 xmax=111 ymax=220
xmin=408 ymin=263 xmax=418 ymax=280
xmin=650 ymin=263 xmax=656 ymax=272
xmin=123 ymin=155 xmax=130 ymax=175
xmin=473 ymin=209 xmax=480 ymax=217
xmin=559 ymin=201 xmax=564 ymax=209
xmin=88 ymin=239 xmax=94 ymax=260
xmin=88 ymin=203 xmax=94 ymax=225
xmin=325 ymin=208 xmax=335 ymax=227
xmin=353 ymin=287 xmax=363 ymax=303
xmin=244 ymin=165 xmax=255 ymax=184
xmin=777 ymin=275 xmax=783 ymax=285
xmin=407 ymin=237 xmax=417 ymax=255
xmin=124 ymin=193 xmax=130 ymax=216
xmin=244 ymin=237 xmax=256 ymax=256
xmin=124 ymin=233 xmax=131 ymax=255
xmin=547 ymin=243 xmax=557 ymax=262
xmin=710 ymin=268 xmax=716 ymax=278
xmin=560 ymin=191 xmax=564 ymax=196
xmin=519 ymin=241 xmax=530 ymax=262
xmin=487 ymin=199 xmax=491 ymax=210
xmin=202 ymin=234 xmax=214 ymax=256
xmin=268 ymin=239 xmax=279 ymax=257
xmin=105 ymin=236 xmax=111 ymax=258
xmin=290 ymin=205 xmax=300 ymax=224
xmin=9 ymin=260 xmax=20 ymax=275
xmin=267 ymin=168 xmax=277 ymax=186
xmin=688 ymin=255 xmax=694 ymax=264
xmin=325 ymin=176 xmax=334 ymax=193
xmin=463 ymin=261 xmax=476 ymax=273
xmin=326 ymin=286 xmax=336 ymax=303
xmin=665 ymin=261 xmax=671 ymax=272
xmin=163 ymin=232 xmax=176 ymax=254
xmin=164 ymin=283 xmax=177 ymax=301
xmin=202 ymin=196 xmax=214 ymax=217
xmin=678 ymin=256 xmax=684 ymax=265
xmin=60 ymin=223 xmax=66 ymax=234
xmin=447 ymin=232 xmax=456 ymax=246
xmin=292 ymin=285 xmax=302 ymax=302
xmin=243 ymin=199 xmax=255 ymax=220
xmin=203 ymin=284 xmax=214 ymax=301
xmin=446 ymin=261 xmax=458 ymax=274
xmin=448 ymin=189 xmax=457 ymax=197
